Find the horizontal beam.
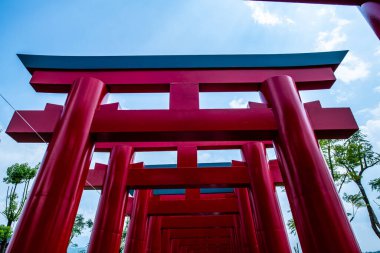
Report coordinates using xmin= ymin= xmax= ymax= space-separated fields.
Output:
xmin=18 ymin=51 xmax=347 ymax=73
xmin=161 ymin=215 xmax=236 ymax=229
xmin=84 ymin=160 xmax=284 ymax=190
xmin=29 ymin=68 xmax=336 ymax=93
xmin=95 ymin=141 xmax=274 ymax=151
xmin=6 ymin=101 xmax=358 ymax=143
xmin=168 ymin=228 xmax=232 ymax=239
xmin=148 ymin=198 xmax=239 ymax=216
xmin=128 ymin=166 xmax=249 ymax=189
xmin=173 ymin=237 xmax=231 ymax=246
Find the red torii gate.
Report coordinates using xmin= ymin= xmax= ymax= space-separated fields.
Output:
xmin=83 ymin=141 xmax=287 ymax=253
xmin=6 ymin=51 xmax=360 ymax=252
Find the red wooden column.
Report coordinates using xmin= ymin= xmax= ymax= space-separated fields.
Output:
xmin=232 ymin=215 xmax=244 ymax=253
xmin=146 ymin=216 xmax=162 ymax=253
xmin=125 ymin=188 xmax=151 ymax=253
xmin=161 ymin=229 xmax=171 ymax=253
xmin=261 ymin=75 xmax=360 ymax=252
xmin=241 ymin=142 xmax=291 ymax=253
xmin=7 ymin=77 xmax=106 ymax=253
xmin=235 ymin=187 xmax=260 ymax=253
xmin=360 ymin=2 xmax=380 ymax=40
xmin=88 ymin=146 xmax=133 ymax=253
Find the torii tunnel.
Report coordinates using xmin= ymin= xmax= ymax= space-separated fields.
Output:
xmin=6 ymin=51 xmax=361 ymax=253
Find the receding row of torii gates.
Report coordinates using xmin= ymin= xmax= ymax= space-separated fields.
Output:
xmin=5 ymin=49 xmax=362 ymax=253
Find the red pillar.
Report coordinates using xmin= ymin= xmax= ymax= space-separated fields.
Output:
xmin=7 ymin=77 xmax=106 ymax=253
xmin=241 ymin=142 xmax=291 ymax=253
xmin=232 ymin=215 xmax=244 ymax=253
xmin=161 ymin=229 xmax=170 ymax=253
xmin=125 ymin=189 xmax=150 ymax=253
xmin=88 ymin=146 xmax=133 ymax=253
xmin=360 ymin=2 xmax=380 ymax=40
xmin=235 ymin=188 xmax=260 ymax=253
xmin=261 ymin=75 xmax=360 ymax=252
xmin=146 ymin=216 xmax=162 ymax=253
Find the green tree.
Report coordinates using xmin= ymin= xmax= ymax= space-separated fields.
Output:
xmin=334 ymin=131 xmax=380 ymax=238
xmin=287 ymin=132 xmax=380 ymax=242
xmin=0 ymin=162 xmax=38 ymax=253
xmin=369 ymin=177 xmax=380 ymax=208
xmin=119 ymin=217 xmax=130 ymax=253
xmin=343 ymin=192 xmax=366 ymax=222
xmin=319 ymin=139 xmax=349 ymax=193
xmin=69 ymin=214 xmax=93 ymax=247
xmin=0 ymin=225 xmax=12 ymax=253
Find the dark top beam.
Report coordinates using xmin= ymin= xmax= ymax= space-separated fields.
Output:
xmin=17 ymin=51 xmax=347 ymax=74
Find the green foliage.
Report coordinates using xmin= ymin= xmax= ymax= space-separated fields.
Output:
xmin=70 ymin=214 xmax=93 ymax=247
xmin=334 ymin=131 xmax=380 ymax=182
xmin=0 ymin=225 xmax=12 ymax=243
xmin=369 ymin=178 xmax=380 ymax=206
xmin=369 ymin=178 xmax=380 ymax=196
xmin=319 ymin=139 xmax=349 ymax=192
xmin=327 ymin=130 xmax=380 ymax=238
xmin=119 ymin=217 xmax=130 ymax=253
xmin=287 ymin=218 xmax=296 ymax=236
xmin=1 ymin=163 xmax=39 ymax=226
xmin=3 ymin=163 xmax=38 ymax=185
xmin=343 ymin=192 xmax=366 ymax=222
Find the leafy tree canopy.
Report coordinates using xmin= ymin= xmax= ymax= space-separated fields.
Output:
xmin=3 ymin=163 xmax=38 ymax=185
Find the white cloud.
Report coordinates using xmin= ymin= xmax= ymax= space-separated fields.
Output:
xmin=374 ymin=86 xmax=380 ymax=93
xmin=316 ymin=26 xmax=347 ymax=51
xmin=198 ymin=152 xmax=211 ymax=163
xmin=335 ymin=53 xmax=370 ymax=84
xmin=330 ymin=88 xmax=354 ymax=103
xmin=375 ymin=46 xmax=380 ymax=56
xmin=361 ymin=103 xmax=380 ymax=151
xmin=362 ymin=119 xmax=380 ymax=151
xmin=369 ymin=102 xmax=380 ymax=117
xmin=229 ymin=98 xmax=247 ymax=108
xmin=315 ymin=8 xmax=350 ymax=51
xmin=244 ymin=2 xmax=294 ymax=26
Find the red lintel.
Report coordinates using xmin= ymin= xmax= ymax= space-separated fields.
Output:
xmin=84 ymin=161 xmax=283 ymax=190
xmin=29 ymin=68 xmax=335 ymax=93
xmin=148 ymin=198 xmax=239 ymax=216
xmin=160 ymin=215 xmax=236 ymax=229
xmin=6 ymin=101 xmax=358 ymax=143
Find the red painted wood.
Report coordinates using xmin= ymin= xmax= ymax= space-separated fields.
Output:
xmin=29 ymin=67 xmax=336 ymax=93
xmin=262 ymin=75 xmax=360 ymax=252
xmin=146 ymin=217 xmax=162 ymax=253
xmin=177 ymin=145 xmax=200 ymax=200
xmin=160 ymin=215 xmax=236 ymax=229
xmin=129 ymin=166 xmax=250 ymax=189
xmin=125 ymin=189 xmax=150 ymax=253
xmin=6 ymin=102 xmax=358 ymax=142
xmin=6 ymin=77 xmax=106 ymax=253
xmin=148 ymin=198 xmax=239 ymax=216
xmin=360 ymin=2 xmax=380 ymax=39
xmin=95 ymin=141 xmax=274 ymax=151
xmin=84 ymin=161 xmax=279 ymax=190
xmin=236 ymin=188 xmax=260 ymax=253
xmin=168 ymin=228 xmax=231 ymax=239
xmin=88 ymin=146 xmax=133 ymax=253
xmin=242 ymin=142 xmax=291 ymax=253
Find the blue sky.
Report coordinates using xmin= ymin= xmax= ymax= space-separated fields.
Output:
xmin=1 ymin=0 xmax=380 ymax=251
